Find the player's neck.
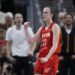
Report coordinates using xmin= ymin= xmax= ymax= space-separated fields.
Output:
xmin=45 ymin=19 xmax=53 ymax=26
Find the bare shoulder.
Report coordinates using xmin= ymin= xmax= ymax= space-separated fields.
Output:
xmin=36 ymin=26 xmax=44 ymax=36
xmin=52 ymin=23 xmax=60 ymax=33
xmin=39 ymin=25 xmax=44 ymax=30
xmin=37 ymin=26 xmax=44 ymax=32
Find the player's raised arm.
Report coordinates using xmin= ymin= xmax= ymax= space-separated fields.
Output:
xmin=24 ymin=22 xmax=43 ymax=44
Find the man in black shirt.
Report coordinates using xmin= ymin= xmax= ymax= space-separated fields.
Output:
xmin=59 ymin=13 xmax=75 ymax=75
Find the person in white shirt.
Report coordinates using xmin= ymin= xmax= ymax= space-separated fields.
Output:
xmin=5 ymin=13 xmax=35 ymax=75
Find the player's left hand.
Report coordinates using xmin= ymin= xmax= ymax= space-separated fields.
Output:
xmin=40 ymin=57 xmax=48 ymax=63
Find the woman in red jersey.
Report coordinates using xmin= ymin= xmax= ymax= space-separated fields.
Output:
xmin=24 ymin=6 xmax=61 ymax=75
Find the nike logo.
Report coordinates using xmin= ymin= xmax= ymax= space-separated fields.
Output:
xmin=44 ymin=67 xmax=52 ymax=73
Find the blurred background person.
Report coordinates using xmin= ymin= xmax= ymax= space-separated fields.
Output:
xmin=58 ymin=13 xmax=75 ymax=75
xmin=57 ymin=11 xmax=66 ymax=26
xmin=5 ymin=13 xmax=35 ymax=75
xmin=0 ymin=12 xmax=14 ymax=75
xmin=0 ymin=12 xmax=14 ymax=30
xmin=5 ymin=12 xmax=14 ymax=28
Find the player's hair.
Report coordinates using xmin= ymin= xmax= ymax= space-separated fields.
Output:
xmin=43 ymin=6 xmax=54 ymax=15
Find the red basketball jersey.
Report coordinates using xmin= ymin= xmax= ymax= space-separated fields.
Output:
xmin=38 ymin=22 xmax=61 ymax=58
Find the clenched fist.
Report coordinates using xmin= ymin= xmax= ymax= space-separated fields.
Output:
xmin=24 ymin=22 xmax=30 ymax=30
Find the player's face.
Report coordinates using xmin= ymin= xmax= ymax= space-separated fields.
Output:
xmin=15 ymin=14 xmax=23 ymax=25
xmin=42 ymin=7 xmax=52 ymax=22
xmin=65 ymin=15 xmax=73 ymax=25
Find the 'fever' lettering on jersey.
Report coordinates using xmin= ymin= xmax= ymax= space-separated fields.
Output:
xmin=42 ymin=32 xmax=50 ymax=38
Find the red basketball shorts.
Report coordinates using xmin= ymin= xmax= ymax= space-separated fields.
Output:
xmin=34 ymin=55 xmax=59 ymax=75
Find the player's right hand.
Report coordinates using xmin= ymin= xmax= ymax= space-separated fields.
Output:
xmin=24 ymin=22 xmax=30 ymax=30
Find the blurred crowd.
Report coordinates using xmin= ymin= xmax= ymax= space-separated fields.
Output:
xmin=0 ymin=10 xmax=75 ymax=75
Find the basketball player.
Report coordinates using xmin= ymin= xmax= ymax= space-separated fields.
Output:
xmin=24 ymin=6 xmax=61 ymax=75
